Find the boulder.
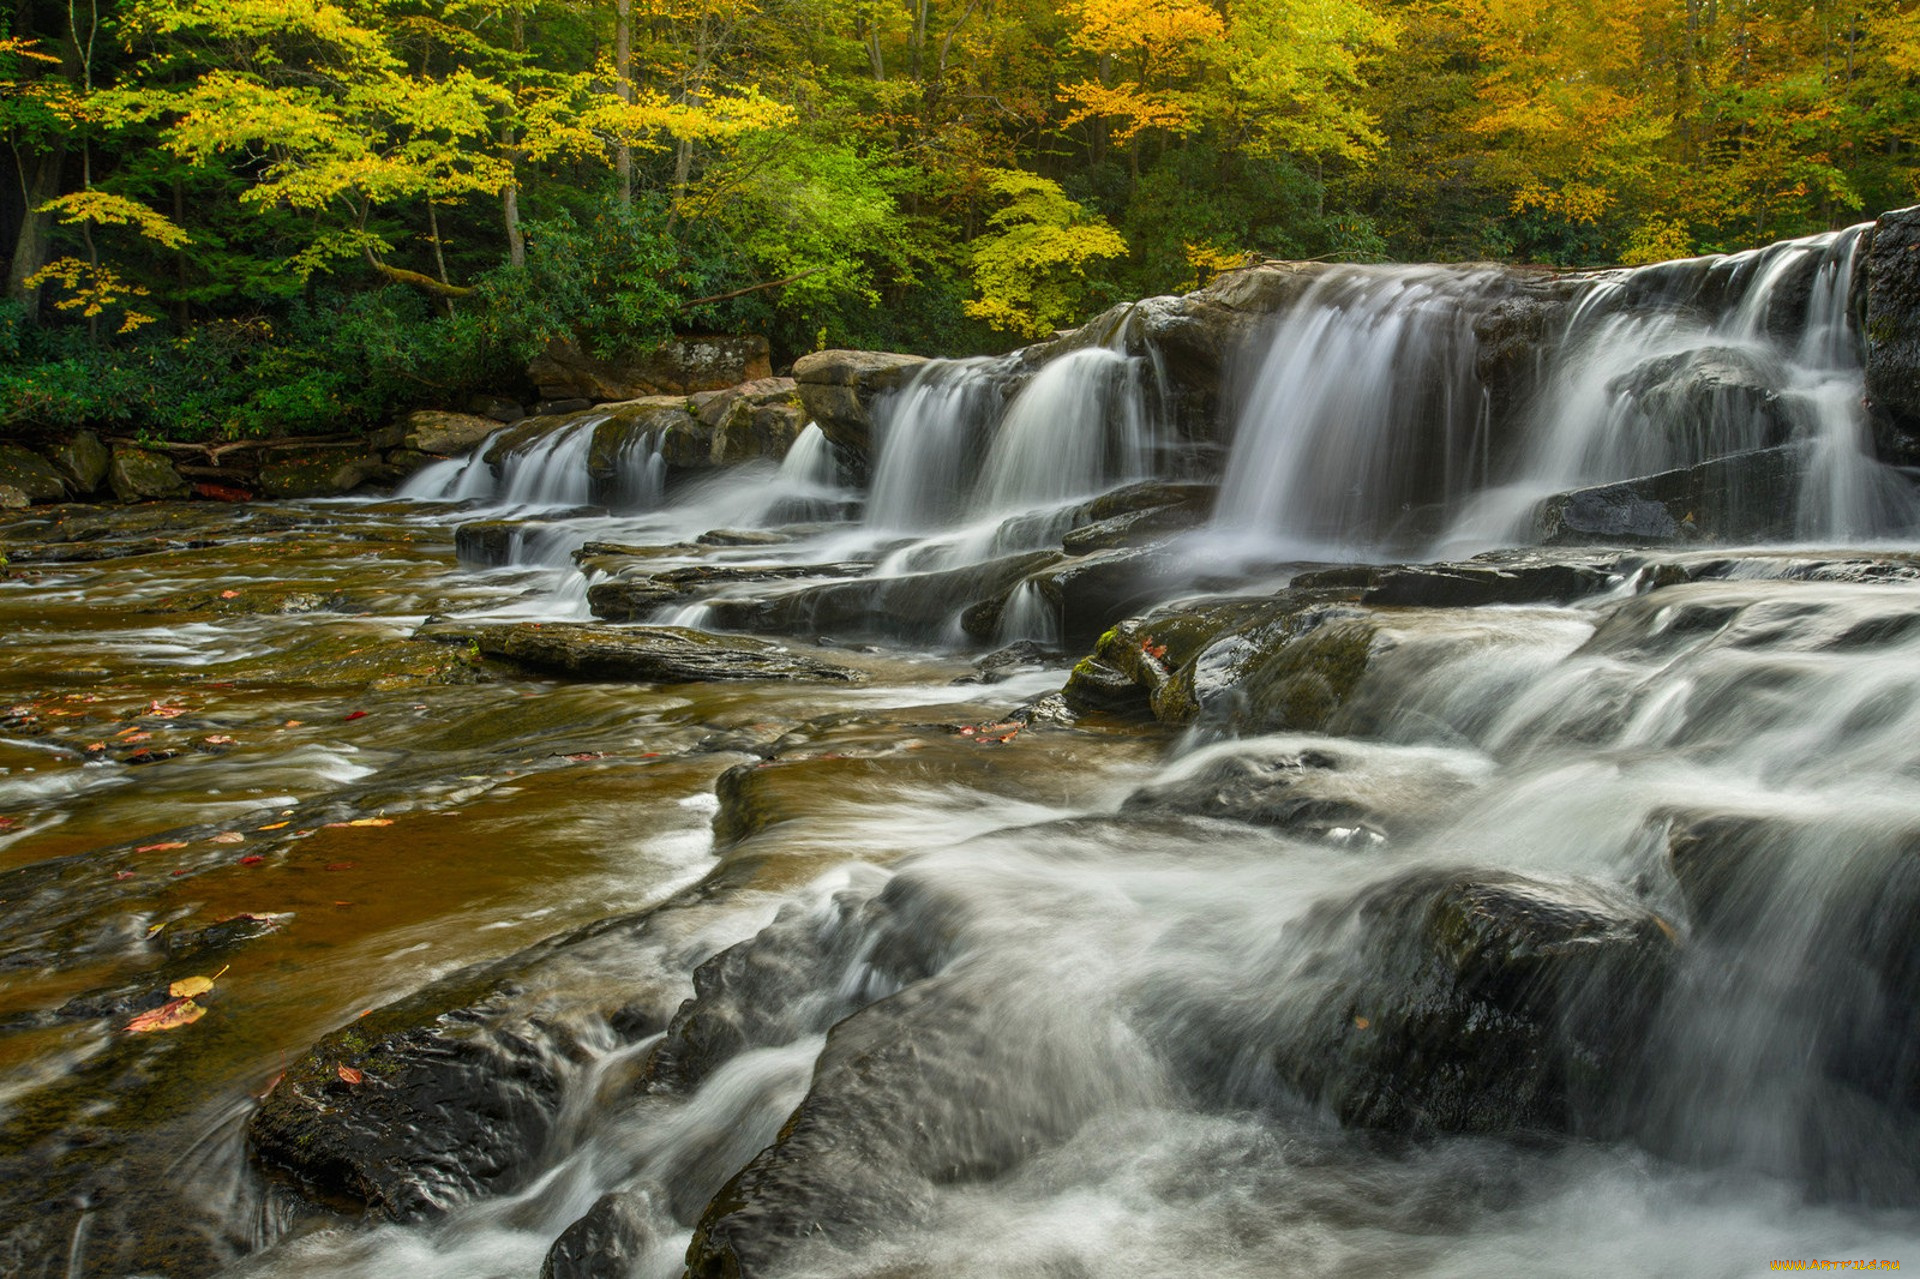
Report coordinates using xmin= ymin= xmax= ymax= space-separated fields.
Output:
xmin=1864 ymin=206 xmax=1920 ymax=463
xmin=107 ymin=446 xmax=190 ymax=502
xmin=701 ymin=549 xmax=1062 ymax=642
xmin=540 ymin=1192 xmax=656 ymax=1279
xmin=1264 ymin=868 xmax=1677 ymax=1135
xmin=791 ymin=349 xmax=928 ymax=462
xmin=528 ymin=335 xmax=772 ymax=402
xmin=0 ymin=484 xmax=27 ymax=510
xmin=0 ymin=443 xmax=71 ymax=502
xmin=43 ymin=430 xmax=109 ymax=494
xmin=1608 ymin=345 xmax=1797 ymax=462
xmin=257 ymin=448 xmax=385 ymax=498
xmin=1296 ymin=555 xmax=1620 ymax=608
xmin=1530 ymin=446 xmax=1805 ymax=545
xmin=451 ymin=623 xmax=865 ymax=684
xmin=467 ymin=395 xmax=525 ymax=424
xmin=402 ymin=409 xmax=503 ymax=456
xmin=1120 ymin=738 xmax=1484 ymax=845
xmin=248 ymin=976 xmax=583 ymax=1220
xmin=585 ymin=562 xmax=870 ymax=623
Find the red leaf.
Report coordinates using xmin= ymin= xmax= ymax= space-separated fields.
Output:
xmin=238 ymin=854 xmax=265 ymax=866
xmin=336 ymin=1065 xmax=364 ymax=1084
xmin=343 ymin=710 xmax=368 ymax=722
xmin=113 ymin=870 xmax=136 ymax=880
xmin=126 ymin=997 xmax=205 ymax=1033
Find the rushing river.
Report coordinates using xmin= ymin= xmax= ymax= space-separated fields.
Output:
xmin=5 ymin=226 xmax=1920 ymax=1278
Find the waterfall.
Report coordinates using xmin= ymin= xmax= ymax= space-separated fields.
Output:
xmin=499 ymin=418 xmax=603 ymax=507
xmin=1213 ymin=227 xmax=1919 ymax=556
xmin=861 ymin=339 xmax=1166 ymax=575
xmin=1211 ymin=267 xmax=1501 ymax=555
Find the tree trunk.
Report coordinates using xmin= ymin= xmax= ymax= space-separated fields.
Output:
xmin=504 ymin=10 xmax=527 ymax=267
xmin=6 ymin=144 xmax=65 ymax=314
xmin=616 ymin=0 xmax=634 ymax=211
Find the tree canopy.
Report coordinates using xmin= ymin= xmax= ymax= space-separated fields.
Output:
xmin=1 ymin=0 xmax=1916 ymax=437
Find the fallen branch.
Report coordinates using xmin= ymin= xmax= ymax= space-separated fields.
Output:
xmin=679 ymin=266 xmax=828 ymax=309
xmin=371 ymin=261 xmax=475 ymax=298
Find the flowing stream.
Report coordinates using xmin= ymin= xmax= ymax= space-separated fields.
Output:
xmin=3 ymin=229 xmax=1920 ymax=1279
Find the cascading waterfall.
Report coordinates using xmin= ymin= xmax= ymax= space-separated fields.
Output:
xmin=1215 ymin=227 xmax=1919 ymax=556
xmin=1210 ymin=267 xmax=1502 ymax=554
xmin=864 ymin=342 xmax=1166 ymax=574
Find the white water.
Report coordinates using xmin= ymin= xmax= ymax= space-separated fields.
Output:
xmin=1212 ymin=227 xmax=1919 ymax=558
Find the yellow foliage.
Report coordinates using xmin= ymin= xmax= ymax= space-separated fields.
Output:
xmin=38 ymin=191 xmax=191 ymax=248
xmin=1182 ymin=240 xmax=1254 ymax=290
xmin=1619 ymin=218 xmax=1695 ymax=267
xmin=25 ymin=257 xmax=159 ymax=332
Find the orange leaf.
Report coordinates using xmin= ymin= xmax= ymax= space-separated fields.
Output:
xmin=336 ymin=1065 xmax=364 ymax=1084
xmin=135 ymin=841 xmax=188 ymax=853
xmin=126 ymin=997 xmax=206 ymax=1033
xmin=323 ymin=817 xmax=392 ymax=828
xmin=257 ymin=821 xmax=290 ymax=831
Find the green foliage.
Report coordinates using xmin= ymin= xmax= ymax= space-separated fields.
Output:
xmin=965 ymin=169 xmax=1128 ymax=339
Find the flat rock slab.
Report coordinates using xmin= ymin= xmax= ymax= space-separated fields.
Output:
xmin=448 ymin=623 xmax=866 ymax=684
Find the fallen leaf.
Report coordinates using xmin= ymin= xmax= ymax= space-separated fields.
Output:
xmin=343 ymin=710 xmax=368 ymax=721
xmin=323 ymin=818 xmax=392 ymax=828
xmin=202 ymin=734 xmax=235 ymax=746
xmin=564 ymin=752 xmax=602 ymax=762
xmin=114 ymin=870 xmax=136 ymax=880
xmin=258 ymin=821 xmax=291 ymax=831
xmin=238 ymin=855 xmax=264 ymax=866
xmin=122 ymin=731 xmax=152 ymax=745
xmin=282 ymin=720 xmax=302 ymax=728
xmin=336 ymin=1065 xmax=364 ymax=1084
xmin=219 ymin=589 xmax=241 ymax=599
xmin=169 ymin=975 xmax=216 ymax=998
xmin=209 ymin=832 xmax=244 ymax=845
xmin=170 ymin=868 xmax=190 ymax=877
xmin=126 ymin=997 xmax=205 ymax=1033
xmin=1354 ymin=1016 xmax=1371 ymax=1030
xmin=146 ymin=702 xmax=185 ymax=718
xmin=136 ymin=841 xmax=188 ymax=853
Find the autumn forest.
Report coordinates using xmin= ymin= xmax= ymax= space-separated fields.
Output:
xmin=2 ymin=0 xmax=1918 ymax=439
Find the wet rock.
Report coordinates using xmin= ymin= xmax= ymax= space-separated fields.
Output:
xmin=1060 ymin=503 xmax=1206 ymax=554
xmin=1531 ymin=446 xmax=1805 ymax=545
xmin=535 ymin=397 xmax=595 ymax=416
xmin=107 ymin=446 xmax=190 ymax=502
xmin=586 ymin=562 xmax=869 ymax=623
xmin=686 ymin=964 xmax=1111 ymax=1279
xmin=0 ymin=484 xmax=26 ymax=510
xmin=1612 ymin=345 xmax=1798 ymax=457
xmin=1135 ymin=265 xmax=1331 ymax=438
xmin=529 ymin=335 xmax=772 ymax=401
xmin=455 ymin=519 xmax=532 ymax=566
xmin=1864 ymin=206 xmax=1920 ymax=463
xmin=248 ymin=976 xmax=582 ymax=1220
xmin=696 ymin=528 xmax=790 ymax=547
xmin=402 ymin=409 xmax=503 ymax=456
xmin=791 ymin=349 xmax=928 ymax=462
xmin=1020 ymin=545 xmax=1189 ymax=646
xmin=44 ymin=430 xmax=109 ymax=494
xmin=703 ymin=550 xmax=1061 ymax=642
xmin=1311 ymin=556 xmax=1620 ymax=608
xmin=644 ymin=892 xmax=880 ymax=1095
xmin=541 ymin=1190 xmax=656 ymax=1279
xmin=1121 ymin=739 xmax=1481 ymax=844
xmin=460 ymin=623 xmax=865 ymax=684
xmin=1062 ymin=587 xmax=1375 ymax=731
xmin=1271 ymin=868 xmax=1677 ymax=1135
xmin=258 ymin=447 xmax=386 ymax=498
